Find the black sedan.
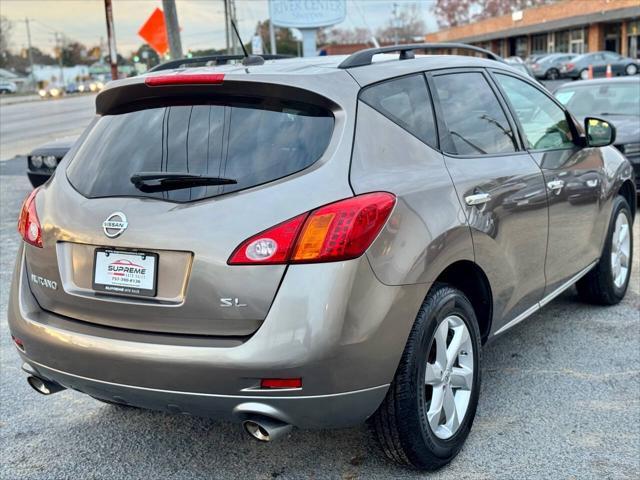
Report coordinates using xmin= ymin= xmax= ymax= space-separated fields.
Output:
xmin=555 ymin=77 xmax=640 ymax=191
xmin=560 ymin=51 xmax=639 ymax=80
xmin=26 ymin=136 xmax=76 ymax=187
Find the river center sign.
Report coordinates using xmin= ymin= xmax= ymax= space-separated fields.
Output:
xmin=269 ymin=0 xmax=346 ymax=28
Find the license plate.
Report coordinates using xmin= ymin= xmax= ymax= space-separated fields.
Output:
xmin=92 ymin=249 xmax=158 ymax=297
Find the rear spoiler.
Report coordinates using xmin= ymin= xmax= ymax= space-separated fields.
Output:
xmin=95 ymin=76 xmax=339 ymax=116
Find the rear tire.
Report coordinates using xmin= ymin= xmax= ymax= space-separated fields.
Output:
xmin=546 ymin=68 xmax=559 ymax=80
xmin=371 ymin=284 xmax=481 ymax=470
xmin=577 ymin=196 xmax=633 ymax=305
xmin=626 ymin=64 xmax=638 ymax=76
xmin=579 ymin=68 xmax=590 ymax=80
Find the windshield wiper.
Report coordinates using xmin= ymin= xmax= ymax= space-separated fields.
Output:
xmin=131 ymin=172 xmax=237 ymax=193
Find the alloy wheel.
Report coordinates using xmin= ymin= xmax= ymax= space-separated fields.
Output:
xmin=424 ymin=315 xmax=474 ymax=440
xmin=610 ymin=211 xmax=631 ymax=289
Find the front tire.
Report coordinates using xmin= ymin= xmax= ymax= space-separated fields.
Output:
xmin=371 ymin=284 xmax=481 ymax=470
xmin=577 ymin=196 xmax=633 ymax=305
xmin=579 ymin=68 xmax=590 ymax=80
xmin=626 ymin=64 xmax=638 ymax=76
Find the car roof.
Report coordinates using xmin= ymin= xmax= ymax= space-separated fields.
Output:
xmin=98 ymin=54 xmax=527 ymax=114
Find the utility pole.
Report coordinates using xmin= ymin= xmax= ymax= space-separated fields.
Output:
xmin=23 ymin=18 xmax=36 ymax=90
xmin=229 ymin=0 xmax=238 ymax=55
xmin=54 ymin=32 xmax=65 ymax=86
xmin=392 ymin=3 xmax=399 ymax=46
xmin=103 ymin=0 xmax=118 ymax=80
xmin=269 ymin=20 xmax=276 ymax=54
xmin=162 ymin=0 xmax=183 ymax=59
xmin=224 ymin=0 xmax=230 ymax=54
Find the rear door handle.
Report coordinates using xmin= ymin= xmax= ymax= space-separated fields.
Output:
xmin=464 ymin=192 xmax=491 ymax=206
xmin=547 ymin=179 xmax=565 ymax=192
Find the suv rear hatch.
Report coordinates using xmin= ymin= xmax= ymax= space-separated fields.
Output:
xmin=24 ymin=74 xmax=352 ymax=337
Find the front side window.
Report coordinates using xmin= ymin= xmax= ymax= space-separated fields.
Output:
xmin=495 ymin=73 xmax=574 ymax=151
xmin=359 ymin=74 xmax=437 ymax=149
xmin=432 ymin=72 xmax=517 ymax=156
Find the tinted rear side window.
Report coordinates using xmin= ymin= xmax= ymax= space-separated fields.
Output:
xmin=67 ymin=102 xmax=334 ymax=202
xmin=360 ymin=74 xmax=437 ymax=148
xmin=433 ymin=72 xmax=517 ymax=156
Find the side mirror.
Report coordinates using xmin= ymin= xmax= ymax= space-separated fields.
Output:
xmin=584 ymin=117 xmax=616 ymax=147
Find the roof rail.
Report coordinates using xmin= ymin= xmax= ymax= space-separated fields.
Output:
xmin=337 ymin=43 xmax=504 ymax=69
xmin=149 ymin=54 xmax=293 ymax=72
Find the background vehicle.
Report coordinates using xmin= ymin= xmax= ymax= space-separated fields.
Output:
xmin=560 ymin=51 xmax=639 ymax=79
xmin=0 ymin=80 xmax=17 ymax=94
xmin=37 ymin=85 xmax=64 ymax=98
xmin=524 ymin=53 xmax=549 ymax=65
xmin=530 ymin=53 xmax=575 ymax=80
xmin=505 ymin=60 xmax=536 ymax=79
xmin=8 ymin=45 xmax=636 ymax=471
xmin=555 ymin=77 xmax=640 ymax=192
xmin=26 ymin=136 xmax=75 ymax=187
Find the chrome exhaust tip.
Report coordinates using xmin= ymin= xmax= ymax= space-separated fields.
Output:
xmin=243 ymin=417 xmax=292 ymax=442
xmin=27 ymin=376 xmax=65 ymax=395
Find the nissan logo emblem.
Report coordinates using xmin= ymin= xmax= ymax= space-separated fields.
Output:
xmin=102 ymin=212 xmax=128 ymax=238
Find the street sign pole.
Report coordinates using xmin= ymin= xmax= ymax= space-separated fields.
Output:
xmin=103 ymin=0 xmax=118 ymax=81
xmin=299 ymin=28 xmax=316 ymax=57
xmin=269 ymin=0 xmax=345 ymax=57
xmin=162 ymin=0 xmax=183 ymax=59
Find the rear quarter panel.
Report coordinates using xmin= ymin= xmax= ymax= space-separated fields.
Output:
xmin=350 ymin=102 xmax=474 ymax=286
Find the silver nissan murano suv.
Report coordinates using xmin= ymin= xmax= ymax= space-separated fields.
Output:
xmin=9 ymin=44 xmax=636 ymax=470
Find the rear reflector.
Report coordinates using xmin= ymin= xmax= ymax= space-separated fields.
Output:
xmin=17 ymin=188 xmax=43 ymax=248
xmin=145 ymin=73 xmax=225 ymax=87
xmin=11 ymin=335 xmax=25 ymax=351
xmin=260 ymin=378 xmax=302 ymax=389
xmin=228 ymin=192 xmax=396 ymax=265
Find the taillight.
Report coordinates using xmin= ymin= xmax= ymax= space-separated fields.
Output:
xmin=145 ymin=73 xmax=225 ymax=87
xmin=17 ymin=188 xmax=43 ymax=248
xmin=228 ymin=192 xmax=396 ymax=265
xmin=566 ymin=63 xmax=574 ymax=70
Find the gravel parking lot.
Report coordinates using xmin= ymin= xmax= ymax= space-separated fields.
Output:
xmin=0 ymin=101 xmax=639 ymax=479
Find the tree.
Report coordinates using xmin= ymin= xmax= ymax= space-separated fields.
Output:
xmin=434 ymin=0 xmax=553 ymax=28
xmin=254 ymin=20 xmax=299 ymax=56
xmin=133 ymin=43 xmax=161 ymax=67
xmin=377 ymin=3 xmax=426 ymax=43
xmin=60 ymin=41 xmax=89 ymax=66
xmin=0 ymin=15 xmax=12 ymax=68
xmin=319 ymin=27 xmax=371 ymax=45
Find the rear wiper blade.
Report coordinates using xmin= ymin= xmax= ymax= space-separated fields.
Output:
xmin=131 ymin=172 xmax=237 ymax=193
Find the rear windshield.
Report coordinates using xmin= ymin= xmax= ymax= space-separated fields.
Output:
xmin=67 ymin=101 xmax=334 ymax=202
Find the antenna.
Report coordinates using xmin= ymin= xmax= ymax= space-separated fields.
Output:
xmin=230 ymin=19 xmax=265 ymax=66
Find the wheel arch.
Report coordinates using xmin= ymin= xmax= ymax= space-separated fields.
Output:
xmin=618 ymin=179 xmax=636 ymax=220
xmin=432 ymin=260 xmax=493 ymax=344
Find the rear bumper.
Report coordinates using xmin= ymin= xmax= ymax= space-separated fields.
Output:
xmin=22 ymin=359 xmax=388 ymax=428
xmin=9 ymin=246 xmax=428 ymax=428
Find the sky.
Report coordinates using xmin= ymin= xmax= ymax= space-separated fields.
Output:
xmin=2 ymin=0 xmax=439 ymax=56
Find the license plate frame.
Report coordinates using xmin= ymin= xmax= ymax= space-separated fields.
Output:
xmin=92 ymin=248 xmax=158 ymax=297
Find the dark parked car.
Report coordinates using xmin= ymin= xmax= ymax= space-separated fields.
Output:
xmin=560 ymin=51 xmax=639 ymax=80
xmin=26 ymin=136 xmax=75 ymax=187
xmin=530 ymin=53 xmax=576 ymax=80
xmin=555 ymin=77 xmax=640 ymax=192
xmin=9 ymin=44 xmax=636 ymax=471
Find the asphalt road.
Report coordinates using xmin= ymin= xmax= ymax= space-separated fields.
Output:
xmin=0 ymin=159 xmax=639 ymax=480
xmin=0 ymin=94 xmax=96 ymax=160
xmin=1 ymin=89 xmax=639 ymax=479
